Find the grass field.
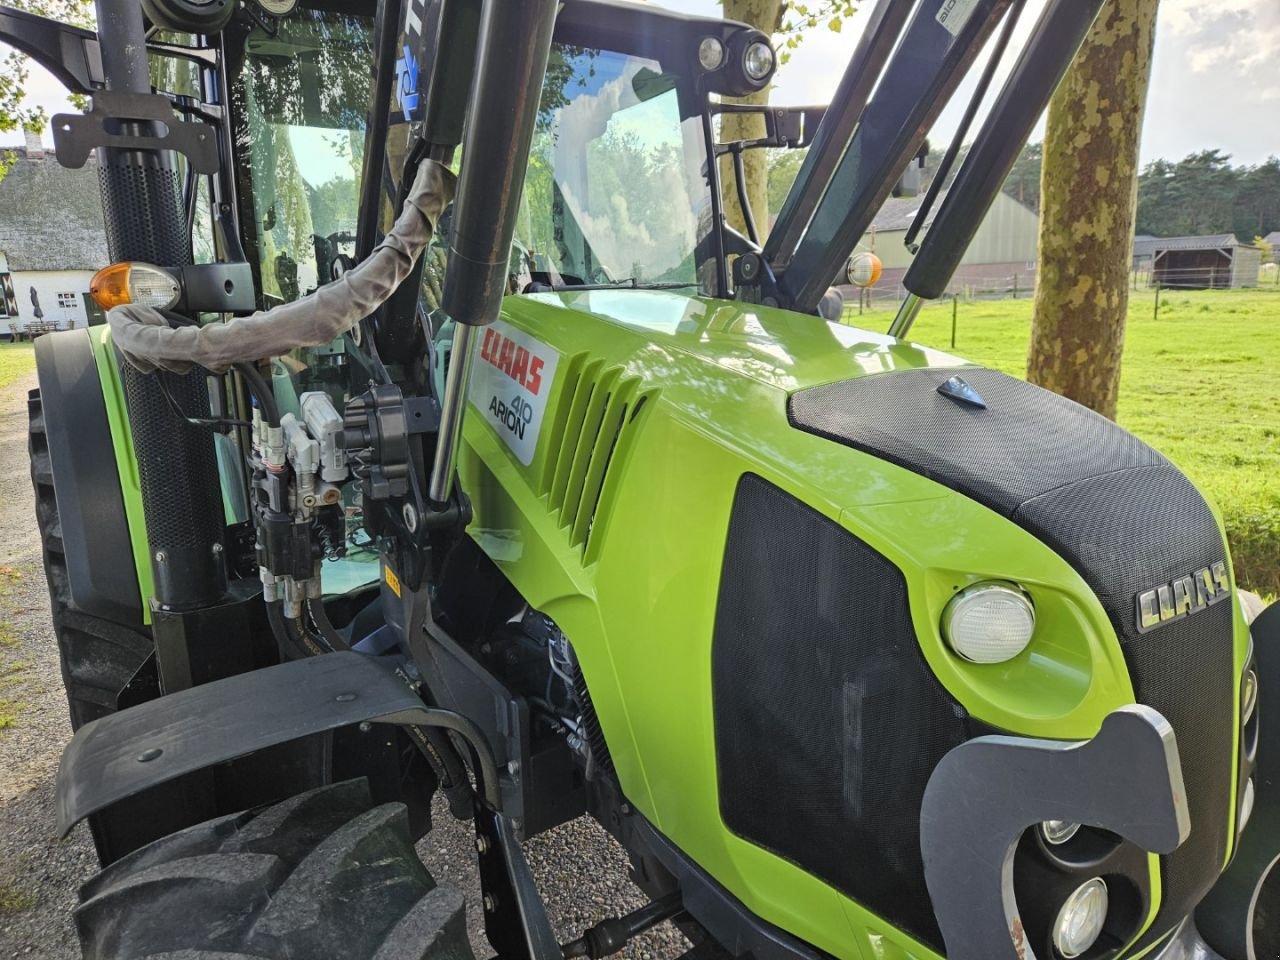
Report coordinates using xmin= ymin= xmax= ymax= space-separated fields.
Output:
xmin=0 ymin=343 xmax=34 ymax=391
xmin=859 ymin=287 xmax=1280 ymax=597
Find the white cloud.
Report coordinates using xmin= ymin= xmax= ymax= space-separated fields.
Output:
xmin=1158 ymin=0 xmax=1280 ymax=74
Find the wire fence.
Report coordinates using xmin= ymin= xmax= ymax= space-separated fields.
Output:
xmin=843 ymin=261 xmax=1280 ymax=318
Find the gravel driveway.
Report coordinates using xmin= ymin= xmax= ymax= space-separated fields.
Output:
xmin=0 ymin=366 xmax=688 ymax=959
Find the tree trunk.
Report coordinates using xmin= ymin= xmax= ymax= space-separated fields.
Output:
xmin=1026 ymin=0 xmax=1158 ymax=420
xmin=719 ymin=0 xmax=782 ymax=239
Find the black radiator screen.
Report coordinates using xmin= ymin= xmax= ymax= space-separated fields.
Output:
xmin=712 ymin=474 xmax=970 ymax=948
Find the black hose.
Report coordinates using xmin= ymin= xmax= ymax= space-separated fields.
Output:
xmin=411 ymin=706 xmax=503 ymax=811
xmin=266 ymin=600 xmax=326 ymax=658
xmin=732 ymin=148 xmax=760 ymax=247
xmin=306 ymin=597 xmax=350 ymax=651
xmin=155 ymin=309 xmax=281 ymax=426
xmin=233 ymin=360 xmax=280 ymax=427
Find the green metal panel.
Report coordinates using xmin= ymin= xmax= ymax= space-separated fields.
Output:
xmin=88 ymin=325 xmax=153 ymax=623
xmin=454 ymin=289 xmax=1244 ymax=959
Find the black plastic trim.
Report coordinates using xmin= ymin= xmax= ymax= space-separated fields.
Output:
xmin=35 ymin=330 xmax=143 ymax=628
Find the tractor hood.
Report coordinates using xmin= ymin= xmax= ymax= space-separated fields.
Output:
xmin=510 ymin=289 xmax=969 ymax=390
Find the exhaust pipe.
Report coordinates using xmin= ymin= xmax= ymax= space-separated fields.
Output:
xmin=428 ymin=0 xmax=558 ymax=503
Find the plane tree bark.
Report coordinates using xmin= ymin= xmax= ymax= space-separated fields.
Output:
xmin=1027 ymin=0 xmax=1160 ymax=419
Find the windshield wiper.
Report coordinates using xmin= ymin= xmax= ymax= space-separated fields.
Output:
xmin=547 ymin=278 xmax=699 ymax=292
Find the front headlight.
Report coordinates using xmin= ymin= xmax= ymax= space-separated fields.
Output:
xmin=742 ymin=40 xmax=775 ymax=82
xmin=1053 ymin=878 xmax=1109 ymax=959
xmin=941 ymin=582 xmax=1036 ymax=664
xmin=1243 ymin=668 xmax=1259 ymax=725
xmin=1041 ymin=820 xmax=1081 ymax=846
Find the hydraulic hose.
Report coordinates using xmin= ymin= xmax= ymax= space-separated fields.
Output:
xmin=232 ymin=360 xmax=280 ymax=427
xmin=305 ymin=597 xmax=350 ymax=651
xmin=108 ymin=159 xmax=455 ymax=375
xmin=266 ymin=600 xmax=326 ymax=658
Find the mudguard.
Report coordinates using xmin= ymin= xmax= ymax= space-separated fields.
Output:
xmin=57 ymin=651 xmax=499 ymax=836
xmin=34 ymin=329 xmax=144 ymax=627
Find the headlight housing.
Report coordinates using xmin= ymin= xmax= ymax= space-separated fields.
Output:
xmin=941 ymin=582 xmax=1036 ymax=664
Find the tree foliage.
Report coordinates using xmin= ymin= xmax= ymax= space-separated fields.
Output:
xmin=775 ymin=2 xmax=861 ymax=62
xmin=1136 ymin=151 xmax=1280 ymax=239
xmin=0 ymin=0 xmax=94 ymax=177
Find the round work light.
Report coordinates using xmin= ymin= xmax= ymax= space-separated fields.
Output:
xmin=1041 ymin=820 xmax=1081 ymax=846
xmin=1243 ymin=668 xmax=1259 ymax=725
xmin=941 ymin=582 xmax=1035 ymax=664
xmin=1241 ymin=777 xmax=1256 ymax=832
xmin=1053 ymin=878 xmax=1108 ymax=959
xmin=699 ymin=37 xmax=725 ymax=71
xmin=742 ymin=40 xmax=775 ymax=82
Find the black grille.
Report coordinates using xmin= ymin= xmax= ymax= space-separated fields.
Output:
xmin=98 ymin=165 xmax=191 ymax=266
xmin=712 ymin=474 xmax=969 ymax=948
xmin=789 ymin=369 xmax=1236 ymax=943
xmin=1016 ymin=465 xmax=1233 ymax=944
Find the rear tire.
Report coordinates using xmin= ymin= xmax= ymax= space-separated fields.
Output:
xmin=29 ymin=388 xmax=153 ymax=731
xmin=74 ymin=779 xmax=476 ymax=960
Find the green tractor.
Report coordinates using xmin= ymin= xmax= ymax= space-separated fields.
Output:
xmin=2 ymin=0 xmax=1275 ymax=957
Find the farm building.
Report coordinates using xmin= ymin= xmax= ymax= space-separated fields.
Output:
xmin=1133 ymin=234 xmax=1159 ymax=269
xmin=849 ymin=190 xmax=1040 ymax=297
xmin=1150 ymin=234 xmax=1262 ymax=289
xmin=1263 ymin=231 xmax=1280 ymax=263
xmin=0 ymin=140 xmax=108 ymax=338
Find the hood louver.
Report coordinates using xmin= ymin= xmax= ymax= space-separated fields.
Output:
xmin=539 ymin=356 xmax=649 ymax=563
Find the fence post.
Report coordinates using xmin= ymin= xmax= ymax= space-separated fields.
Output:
xmin=1012 ymin=274 xmax=1018 ymax=299
xmin=1153 ymin=282 xmax=1160 ymax=323
xmin=950 ymin=294 xmax=958 ymax=349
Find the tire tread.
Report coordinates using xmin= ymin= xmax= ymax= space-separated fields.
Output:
xmin=75 ymin=780 xmax=473 ymax=960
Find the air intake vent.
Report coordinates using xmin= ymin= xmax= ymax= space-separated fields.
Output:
xmin=540 ymin=357 xmax=648 ymax=563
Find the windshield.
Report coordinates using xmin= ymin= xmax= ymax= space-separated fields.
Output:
xmin=230 ymin=9 xmax=373 ymax=304
xmin=515 ymin=46 xmax=713 ymax=292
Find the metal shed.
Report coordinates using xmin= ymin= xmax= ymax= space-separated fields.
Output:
xmin=1150 ymin=234 xmax=1262 ymax=289
xmin=1264 ymin=231 xmax=1280 ymax=263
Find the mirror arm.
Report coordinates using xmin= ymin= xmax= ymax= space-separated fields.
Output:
xmin=0 ymin=6 xmax=102 ymax=94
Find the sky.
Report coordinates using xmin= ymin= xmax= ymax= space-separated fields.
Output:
xmin=3 ymin=0 xmax=1277 ymax=166
xmin=676 ymin=0 xmax=1280 ymax=167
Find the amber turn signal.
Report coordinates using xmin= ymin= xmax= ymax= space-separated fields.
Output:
xmin=89 ymin=262 xmax=181 ymax=312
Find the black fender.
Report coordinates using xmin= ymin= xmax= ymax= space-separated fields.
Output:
xmin=34 ymin=329 xmax=144 ymax=627
xmin=1197 ymin=600 xmax=1280 ymax=960
xmin=57 ymin=651 xmax=500 ymax=838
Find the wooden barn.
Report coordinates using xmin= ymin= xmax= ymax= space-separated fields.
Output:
xmin=1150 ymin=234 xmax=1262 ymax=289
